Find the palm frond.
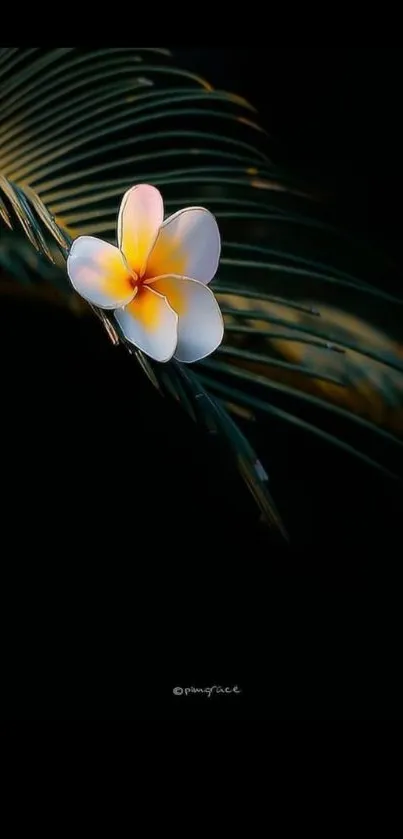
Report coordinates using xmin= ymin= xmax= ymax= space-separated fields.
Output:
xmin=0 ymin=170 xmax=286 ymax=538
xmin=1 ymin=46 xmax=402 ymax=537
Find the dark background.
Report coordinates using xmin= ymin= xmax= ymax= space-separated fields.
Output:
xmin=175 ymin=48 xmax=402 ymax=265
xmin=1 ymin=48 xmax=402 ymax=723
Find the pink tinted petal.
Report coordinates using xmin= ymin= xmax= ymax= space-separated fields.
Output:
xmin=118 ymin=184 xmax=164 ymax=278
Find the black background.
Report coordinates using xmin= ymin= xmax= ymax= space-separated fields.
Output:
xmin=1 ymin=47 xmax=403 ymax=723
xmin=175 ymin=48 xmax=402 ymax=261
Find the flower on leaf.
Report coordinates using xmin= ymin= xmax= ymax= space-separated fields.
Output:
xmin=67 ymin=184 xmax=224 ymax=363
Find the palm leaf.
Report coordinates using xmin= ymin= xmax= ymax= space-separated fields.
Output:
xmin=1 ymin=47 xmax=402 ymax=538
xmin=0 ymin=48 xmax=291 ymax=538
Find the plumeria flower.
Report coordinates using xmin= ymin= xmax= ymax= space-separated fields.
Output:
xmin=67 ymin=184 xmax=224 ymax=363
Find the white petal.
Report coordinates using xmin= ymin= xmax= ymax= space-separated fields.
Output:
xmin=151 ymin=275 xmax=224 ymax=363
xmin=145 ymin=207 xmax=221 ymax=284
xmin=67 ymin=235 xmax=134 ymax=309
xmin=118 ymin=184 xmax=164 ymax=278
xmin=114 ymin=286 xmax=178 ymax=362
